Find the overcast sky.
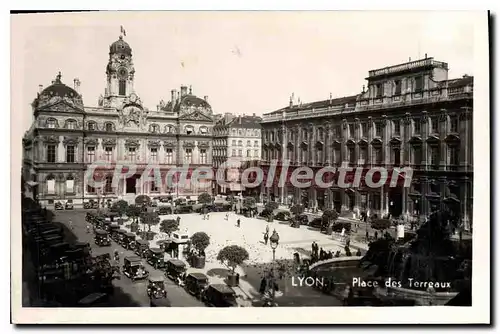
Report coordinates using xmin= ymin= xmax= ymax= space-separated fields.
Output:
xmin=12 ymin=11 xmax=481 ymax=131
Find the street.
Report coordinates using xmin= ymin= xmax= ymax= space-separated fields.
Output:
xmin=54 ymin=210 xmax=204 ymax=307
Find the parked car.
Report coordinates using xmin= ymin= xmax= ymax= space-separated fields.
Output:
xmin=65 ymin=201 xmax=74 ymax=210
xmin=309 ymin=218 xmax=324 ymax=229
xmin=54 ymin=201 xmax=64 ymax=210
xmin=158 ymin=206 xmax=173 ymax=215
xmin=174 ymin=205 xmax=193 ymax=214
xmin=275 ymin=211 xmax=291 ymax=221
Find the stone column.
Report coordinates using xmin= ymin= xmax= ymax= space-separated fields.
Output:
xmin=325 ymin=124 xmax=331 ymax=164
xmin=367 ymin=117 xmax=373 ymax=168
xmin=421 ymin=111 xmax=429 ymax=167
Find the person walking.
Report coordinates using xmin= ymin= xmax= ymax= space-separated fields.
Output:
xmin=266 ymin=225 xmax=270 ymax=234
xmin=264 ymin=232 xmax=269 ymax=245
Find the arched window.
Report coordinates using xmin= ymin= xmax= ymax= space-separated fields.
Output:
xmin=199 ymin=126 xmax=208 ymax=134
xmin=105 ymin=122 xmax=114 ymax=132
xmin=185 ymin=125 xmax=194 ymax=135
xmin=65 ymin=119 xmax=77 ymax=129
xmin=165 ymin=125 xmax=175 ymax=134
xmin=104 ymin=175 xmax=113 ymax=193
xmin=150 ymin=124 xmax=160 ymax=133
xmin=87 ymin=121 xmax=97 ymax=131
xmin=46 ymin=118 xmax=58 ymax=129
xmin=46 ymin=175 xmax=56 ymax=194
xmin=66 ymin=175 xmax=75 ymax=194
xmin=238 ymin=140 xmax=243 ymax=147
xmin=119 ymin=80 xmax=126 ymax=96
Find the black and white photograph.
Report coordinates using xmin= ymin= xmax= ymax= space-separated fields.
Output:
xmin=10 ymin=10 xmax=490 ymax=324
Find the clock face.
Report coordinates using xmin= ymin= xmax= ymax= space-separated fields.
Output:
xmin=120 ymin=54 xmax=126 ymax=60
xmin=130 ymin=93 xmax=137 ymax=103
xmin=118 ymin=67 xmax=128 ymax=79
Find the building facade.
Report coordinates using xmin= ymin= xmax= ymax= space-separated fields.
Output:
xmin=22 ymin=33 xmax=215 ymax=206
xmin=260 ymin=57 xmax=473 ymax=230
xmin=213 ymin=114 xmax=262 ymax=195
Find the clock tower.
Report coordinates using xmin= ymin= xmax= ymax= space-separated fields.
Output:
xmin=103 ymin=33 xmax=135 ymax=108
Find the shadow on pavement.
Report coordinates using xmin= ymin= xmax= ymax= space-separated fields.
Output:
xmin=24 ymin=215 xmax=142 ymax=307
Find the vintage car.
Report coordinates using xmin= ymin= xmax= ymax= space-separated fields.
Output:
xmin=102 ymin=221 xmax=112 ymax=232
xmin=94 ymin=229 xmax=111 ymax=246
xmin=77 ymin=292 xmax=109 ymax=307
xmin=147 ymin=276 xmax=167 ymax=299
xmin=157 ymin=205 xmax=173 ymax=215
xmin=54 ymin=201 xmax=64 ymax=210
xmin=147 ymin=248 xmax=166 ymax=269
xmin=105 ymin=213 xmax=118 ymax=223
xmin=309 ymin=218 xmax=324 ymax=229
xmin=184 ymin=272 xmax=209 ymax=298
xmin=174 ymin=205 xmax=193 ymax=214
xmin=83 ymin=199 xmax=99 ymax=209
xmin=201 ymin=284 xmax=238 ymax=307
xmin=164 ymin=258 xmax=187 ymax=282
xmin=135 ymin=239 xmax=150 ymax=258
xmin=123 ymin=232 xmax=136 ymax=250
xmin=117 ymin=229 xmax=127 ymax=246
xmin=274 ymin=211 xmax=291 ymax=221
xmin=122 ymin=255 xmax=149 ymax=281
xmin=109 ymin=224 xmax=121 ymax=241
xmin=65 ymin=201 xmax=74 ymax=210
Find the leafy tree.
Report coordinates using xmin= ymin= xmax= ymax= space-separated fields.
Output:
xmin=141 ymin=211 xmax=160 ymax=232
xmin=216 ymin=245 xmax=250 ymax=275
xmin=190 ymin=232 xmax=210 ymax=256
xmin=198 ymin=192 xmax=213 ymax=205
xmin=371 ymin=218 xmax=392 ymax=232
xmin=265 ymin=201 xmax=279 ymax=212
xmin=135 ymin=194 xmax=151 ymax=207
xmin=243 ymin=197 xmax=256 ymax=209
xmin=322 ymin=209 xmax=339 ymax=227
xmin=111 ymin=200 xmax=129 ymax=217
xmin=160 ymin=219 xmax=179 ymax=237
xmin=290 ymin=204 xmax=305 ymax=216
xmin=126 ymin=204 xmax=142 ymax=224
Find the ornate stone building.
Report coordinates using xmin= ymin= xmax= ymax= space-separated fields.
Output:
xmin=213 ymin=114 xmax=262 ymax=195
xmin=260 ymin=57 xmax=473 ymax=230
xmin=22 ymin=33 xmax=214 ymax=207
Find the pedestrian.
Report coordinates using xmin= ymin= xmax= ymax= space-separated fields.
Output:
xmin=264 ymin=232 xmax=269 ymax=245
xmin=69 ymin=219 xmax=73 ymax=230
xmin=176 ymin=216 xmax=181 ymax=224
xmin=346 ymin=236 xmax=351 ymax=248
xmin=365 ymin=231 xmax=369 ymax=242
xmin=374 ymin=231 xmax=378 ymax=240
xmin=237 ymin=219 xmax=241 ymax=228
xmin=225 ymin=212 xmax=229 ymax=221
xmin=259 ymin=276 xmax=267 ymax=295
xmin=86 ymin=224 xmax=90 ymax=234
xmin=207 ymin=213 xmax=210 ymax=220
xmin=266 ymin=225 xmax=270 ymax=234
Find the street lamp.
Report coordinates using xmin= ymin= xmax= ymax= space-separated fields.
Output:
xmin=269 ymin=230 xmax=279 ymax=305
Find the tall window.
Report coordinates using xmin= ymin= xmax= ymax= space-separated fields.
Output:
xmin=359 ymin=146 xmax=367 ymax=164
xmin=150 ymin=148 xmax=158 ymax=162
xmin=413 ymin=145 xmax=422 ymax=165
xmin=430 ymin=146 xmax=440 ymax=167
xmin=348 ymin=124 xmax=355 ymax=138
xmin=47 ymin=145 xmax=56 ymax=163
xmin=254 ymin=150 xmax=259 ymax=158
xmin=185 ymin=148 xmax=192 ymax=163
xmin=247 ymin=150 xmax=251 ymax=157
xmin=66 ymin=145 xmax=75 ymax=163
xmin=238 ymin=140 xmax=243 ymax=147
xmin=105 ymin=176 xmax=113 ymax=193
xmin=66 ymin=120 xmax=76 ymax=129
xmin=232 ymin=140 xmax=236 ymax=146
xmin=431 ymin=118 xmax=439 ymax=133
xmin=394 ymin=80 xmax=402 ymax=95
xmin=348 ymin=147 xmax=355 ymax=164
xmin=238 ymin=149 xmax=242 ymax=157
xmin=375 ymin=122 xmax=383 ymax=137
xmin=448 ymin=145 xmax=459 ymax=165
xmin=66 ymin=176 xmax=74 ymax=193
xmin=232 ymin=149 xmax=236 ymax=157
xmin=414 ymin=76 xmax=423 ymax=92
xmin=254 ymin=140 xmax=259 ymax=147
xmin=105 ymin=147 xmax=113 ymax=162
xmin=393 ymin=148 xmax=401 ymax=165
xmin=88 ymin=122 xmax=96 ymax=131
xmin=450 ymin=116 xmax=459 ymax=133
xmin=128 ymin=147 xmax=136 ymax=161
xmin=247 ymin=140 xmax=251 ymax=147
xmin=119 ymin=80 xmax=126 ymax=96
xmin=46 ymin=118 xmax=57 ymax=128
xmin=334 ymin=148 xmax=341 ymax=164
xmin=373 ymin=147 xmax=383 ymax=164
xmin=165 ymin=148 xmax=173 ymax=164
xmin=361 ymin=123 xmax=368 ymax=138
xmin=47 ymin=177 xmax=55 ymax=194
xmin=393 ymin=120 xmax=400 ymax=136
xmin=414 ymin=120 xmax=421 ymax=134
xmin=200 ymin=149 xmax=207 ymax=164
xmin=376 ymin=83 xmax=383 ymax=97
xmin=87 ymin=146 xmax=95 ymax=163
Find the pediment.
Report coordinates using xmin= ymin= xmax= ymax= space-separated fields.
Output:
xmin=180 ymin=111 xmax=213 ymax=122
xmin=38 ymin=100 xmax=83 ymax=113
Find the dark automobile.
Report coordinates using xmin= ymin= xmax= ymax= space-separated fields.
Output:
xmin=164 ymin=259 xmax=187 ymax=282
xmin=54 ymin=201 xmax=64 ymax=210
xmin=83 ymin=199 xmax=99 ymax=209
xmin=135 ymin=239 xmax=150 ymax=258
xmin=295 ymin=214 xmax=309 ymax=225
xmin=201 ymin=284 xmax=238 ymax=307
xmin=184 ymin=272 xmax=209 ymax=299
xmin=274 ymin=211 xmax=291 ymax=221
xmin=117 ymin=229 xmax=127 ymax=246
xmin=122 ymin=256 xmax=149 ymax=281
xmin=309 ymin=218 xmax=324 ymax=229
xmin=157 ymin=205 xmax=173 ymax=215
xmin=147 ymin=248 xmax=165 ymax=269
xmin=109 ymin=224 xmax=121 ymax=241
xmin=174 ymin=205 xmax=193 ymax=214
xmin=123 ymin=232 xmax=136 ymax=250
xmin=94 ymin=229 xmax=111 ymax=246
xmin=332 ymin=222 xmax=351 ymax=233
xmin=147 ymin=276 xmax=167 ymax=299
xmin=64 ymin=201 xmax=74 ymax=210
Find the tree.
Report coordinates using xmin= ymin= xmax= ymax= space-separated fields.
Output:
xmin=135 ymin=194 xmax=151 ymax=207
xmin=127 ymin=204 xmax=142 ymax=224
xmin=198 ymin=192 xmax=213 ymax=205
xmin=160 ymin=219 xmax=179 ymax=237
xmin=290 ymin=204 xmax=305 ymax=216
xmin=142 ymin=211 xmax=160 ymax=232
xmin=265 ymin=201 xmax=279 ymax=212
xmin=371 ymin=218 xmax=392 ymax=232
xmin=322 ymin=209 xmax=339 ymax=227
xmin=216 ymin=245 xmax=250 ymax=275
xmin=190 ymin=232 xmax=210 ymax=256
xmin=243 ymin=197 xmax=256 ymax=209
xmin=111 ymin=200 xmax=129 ymax=217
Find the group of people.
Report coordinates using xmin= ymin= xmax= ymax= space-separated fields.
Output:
xmin=310 ymin=241 xmax=362 ymax=263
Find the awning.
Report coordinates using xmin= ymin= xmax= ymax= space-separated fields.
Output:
xmin=26 ymin=181 xmax=38 ymax=187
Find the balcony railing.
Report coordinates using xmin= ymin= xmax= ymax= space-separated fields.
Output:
xmin=368 ymin=58 xmax=448 ymax=77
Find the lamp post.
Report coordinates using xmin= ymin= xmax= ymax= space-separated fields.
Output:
xmin=269 ymin=230 xmax=280 ymax=305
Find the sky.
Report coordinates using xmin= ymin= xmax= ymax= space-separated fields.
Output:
xmin=12 ymin=11 xmax=481 ymax=131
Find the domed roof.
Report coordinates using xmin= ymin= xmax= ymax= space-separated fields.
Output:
xmin=176 ymin=95 xmax=211 ymax=112
xmin=109 ymin=36 xmax=132 ymax=56
xmin=40 ymin=73 xmax=80 ymax=99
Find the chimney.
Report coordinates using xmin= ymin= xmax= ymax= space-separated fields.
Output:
xmin=38 ymin=85 xmax=43 ymax=93
xmin=329 ymin=93 xmax=332 ymax=104
xmin=189 ymin=85 xmax=192 ymax=95
xmin=204 ymin=95 xmax=208 ymax=102
xmin=180 ymin=85 xmax=188 ymax=97
xmin=177 ymin=91 xmax=181 ymax=103
xmin=171 ymin=89 xmax=176 ymax=103
xmin=409 ymin=57 xmax=412 ymax=62
xmin=424 ymin=53 xmax=428 ymax=59
xmin=238 ymin=115 xmax=242 ymax=124
xmin=73 ymin=78 xmax=81 ymax=93
xmin=252 ymin=113 xmax=256 ymax=117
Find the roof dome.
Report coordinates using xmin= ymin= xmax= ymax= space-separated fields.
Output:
xmin=34 ymin=72 xmax=83 ymax=109
xmin=109 ymin=36 xmax=132 ymax=56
